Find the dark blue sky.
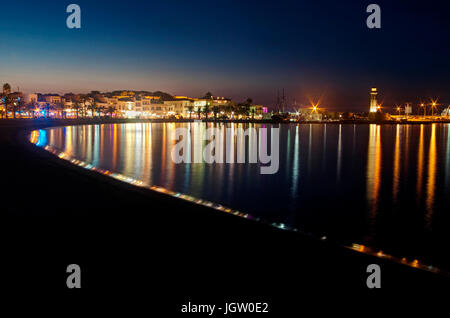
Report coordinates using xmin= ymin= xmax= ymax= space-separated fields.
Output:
xmin=0 ymin=0 xmax=449 ymax=110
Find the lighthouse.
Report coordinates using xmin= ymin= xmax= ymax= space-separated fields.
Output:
xmin=369 ymin=87 xmax=378 ymax=113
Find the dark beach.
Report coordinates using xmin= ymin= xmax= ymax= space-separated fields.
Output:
xmin=1 ymin=119 xmax=449 ymax=309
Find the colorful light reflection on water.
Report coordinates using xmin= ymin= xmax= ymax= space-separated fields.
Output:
xmin=30 ymin=123 xmax=450 ymax=274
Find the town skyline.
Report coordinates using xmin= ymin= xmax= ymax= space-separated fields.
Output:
xmin=5 ymin=84 xmax=449 ymax=113
xmin=5 ymin=73 xmax=450 ymax=113
xmin=3 ymin=82 xmax=449 ymax=121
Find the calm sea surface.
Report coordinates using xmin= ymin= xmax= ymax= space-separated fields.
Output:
xmin=37 ymin=123 xmax=450 ymax=270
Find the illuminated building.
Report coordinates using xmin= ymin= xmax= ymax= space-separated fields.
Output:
xmin=296 ymin=108 xmax=323 ymax=121
xmin=163 ymin=100 xmax=192 ymax=116
xmin=369 ymin=87 xmax=378 ymax=113
xmin=249 ymin=105 xmax=264 ymax=117
xmin=116 ymin=98 xmax=135 ymax=112
xmin=43 ymin=94 xmax=62 ymax=104
xmin=442 ymin=106 xmax=450 ymax=116
xmin=405 ymin=102 xmax=412 ymax=115
xmin=211 ymin=96 xmax=232 ymax=106
xmin=25 ymin=93 xmax=38 ymax=104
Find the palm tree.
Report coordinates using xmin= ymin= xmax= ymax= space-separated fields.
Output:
xmin=3 ymin=83 xmax=11 ymax=96
xmin=19 ymin=97 xmax=26 ymax=118
xmin=236 ymin=98 xmax=253 ymax=119
xmin=73 ymin=101 xmax=81 ymax=119
xmin=78 ymin=96 xmax=87 ymax=118
xmin=12 ymin=102 xmax=17 ymax=119
xmin=12 ymin=100 xmax=17 ymax=119
xmin=45 ymin=103 xmax=52 ymax=118
xmin=212 ymin=106 xmax=220 ymax=120
xmin=2 ymin=83 xmax=11 ymax=119
xmin=236 ymin=103 xmax=249 ymax=118
xmin=186 ymin=105 xmax=194 ymax=120
xmin=14 ymin=96 xmax=24 ymax=119
xmin=55 ymin=101 xmax=65 ymax=118
xmin=98 ymin=105 xmax=106 ymax=118
xmin=91 ymin=99 xmax=97 ymax=118
xmin=197 ymin=107 xmax=202 ymax=119
xmin=3 ymin=97 xmax=10 ymax=119
xmin=225 ymin=104 xmax=234 ymax=117
xmin=244 ymin=98 xmax=253 ymax=119
xmin=203 ymin=92 xmax=213 ymax=99
xmin=107 ymin=106 xmax=115 ymax=118
xmin=27 ymin=102 xmax=36 ymax=119
xmin=203 ymin=104 xmax=210 ymax=120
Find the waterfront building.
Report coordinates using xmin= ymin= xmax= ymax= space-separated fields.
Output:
xmin=442 ymin=106 xmax=450 ymax=116
xmin=296 ymin=108 xmax=323 ymax=121
xmin=116 ymin=98 xmax=136 ymax=117
xmin=164 ymin=99 xmax=193 ymax=116
xmin=405 ymin=102 xmax=412 ymax=115
xmin=262 ymin=111 xmax=272 ymax=120
xmin=148 ymin=102 xmax=172 ymax=117
xmin=95 ymin=101 xmax=109 ymax=111
xmin=249 ymin=105 xmax=264 ymax=118
xmin=211 ymin=96 xmax=232 ymax=106
xmin=35 ymin=101 xmax=53 ymax=110
xmin=25 ymin=93 xmax=38 ymax=104
xmin=43 ymin=94 xmax=62 ymax=104
xmin=119 ymin=91 xmax=135 ymax=97
xmin=104 ymin=96 xmax=119 ymax=106
xmin=164 ymin=95 xmax=235 ymax=117
xmin=63 ymin=99 xmax=74 ymax=108
xmin=135 ymin=98 xmax=153 ymax=113
xmin=193 ymin=99 xmax=212 ymax=113
xmin=15 ymin=90 xmax=270 ymax=119
xmin=141 ymin=95 xmax=161 ymax=102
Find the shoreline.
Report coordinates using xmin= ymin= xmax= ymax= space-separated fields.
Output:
xmin=1 ymin=118 xmax=449 ymax=294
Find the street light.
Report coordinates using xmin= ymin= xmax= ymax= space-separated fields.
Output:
xmin=427 ymin=99 xmax=439 ymax=117
xmin=420 ymin=103 xmax=426 ymax=117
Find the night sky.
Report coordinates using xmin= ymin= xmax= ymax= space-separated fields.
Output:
xmin=1 ymin=0 xmax=449 ymax=111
